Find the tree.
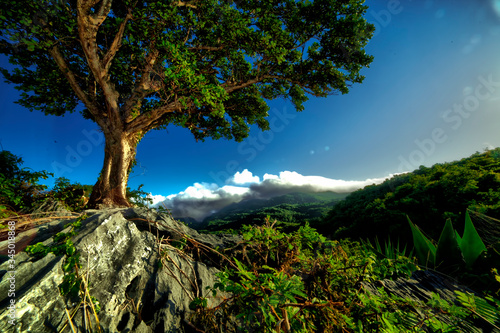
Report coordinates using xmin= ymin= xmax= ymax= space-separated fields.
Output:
xmin=0 ymin=0 xmax=374 ymax=208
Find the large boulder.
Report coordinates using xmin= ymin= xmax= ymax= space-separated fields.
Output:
xmin=0 ymin=208 xmax=240 ymax=332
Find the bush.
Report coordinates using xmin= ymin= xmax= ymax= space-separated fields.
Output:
xmin=189 ymin=218 xmax=429 ymax=332
xmin=127 ymin=184 xmax=153 ymax=208
xmin=0 ymin=150 xmax=52 ymax=217
xmin=44 ymin=177 xmax=89 ymax=212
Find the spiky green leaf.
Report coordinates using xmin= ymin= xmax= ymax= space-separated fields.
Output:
xmin=408 ymin=216 xmax=436 ymax=267
xmin=460 ymin=211 xmax=487 ymax=268
xmin=435 ymin=219 xmax=465 ymax=270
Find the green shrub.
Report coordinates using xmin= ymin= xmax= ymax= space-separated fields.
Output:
xmin=0 ymin=150 xmax=52 ymax=217
xmin=127 ymin=183 xmax=153 ymax=207
xmin=46 ymin=177 xmax=88 ymax=211
xmin=189 ymin=219 xmax=425 ymax=332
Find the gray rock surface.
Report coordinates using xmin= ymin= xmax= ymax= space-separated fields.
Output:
xmin=26 ymin=199 xmax=73 ymax=217
xmin=0 ymin=208 xmax=240 ymax=332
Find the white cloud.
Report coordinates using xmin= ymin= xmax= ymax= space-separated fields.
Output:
xmin=148 ymin=194 xmax=167 ymax=206
xmin=230 ymin=169 xmax=260 ymax=185
xmin=250 ymin=171 xmax=391 ymax=197
xmin=154 ymin=170 xmax=394 ymax=222
xmin=263 ymin=173 xmax=279 ymax=180
xmin=154 ymin=182 xmax=250 ymax=221
xmin=183 ymin=182 xmax=220 ymax=199
xmin=483 ymin=142 xmax=495 ymax=150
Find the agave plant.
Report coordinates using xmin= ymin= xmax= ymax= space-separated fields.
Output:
xmin=408 ymin=211 xmax=487 ymax=270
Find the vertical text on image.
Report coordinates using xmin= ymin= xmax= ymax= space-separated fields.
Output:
xmin=7 ymin=220 xmax=17 ymax=325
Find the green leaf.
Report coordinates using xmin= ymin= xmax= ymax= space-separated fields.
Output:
xmin=234 ymin=258 xmax=254 ymax=280
xmin=460 ymin=211 xmax=487 ymax=268
xmin=408 ymin=216 xmax=436 ymax=267
xmin=435 ymin=219 xmax=465 ymax=270
xmin=455 ymin=230 xmax=462 ymax=246
xmin=290 ymin=288 xmax=308 ymax=299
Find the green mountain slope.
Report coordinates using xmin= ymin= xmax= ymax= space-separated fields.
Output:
xmin=197 ymin=191 xmax=347 ymax=232
xmin=313 ymin=149 xmax=500 ymax=245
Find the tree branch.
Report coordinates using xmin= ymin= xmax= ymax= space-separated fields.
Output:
xmin=125 ymin=99 xmax=184 ymax=134
xmin=223 ymin=77 xmax=262 ymax=93
xmin=78 ymin=0 xmax=100 ymax=13
xmin=123 ymin=49 xmax=160 ymax=123
xmin=127 ymin=73 xmax=271 ymax=134
xmin=188 ymin=45 xmax=225 ymax=52
xmin=173 ymin=1 xmax=198 ymax=9
xmin=102 ymin=9 xmax=133 ymax=73
xmin=77 ymin=0 xmax=121 ymax=130
xmin=48 ymin=45 xmax=101 ymax=120
xmin=93 ymin=0 xmax=113 ymax=26
xmin=126 ymin=67 xmax=309 ymax=134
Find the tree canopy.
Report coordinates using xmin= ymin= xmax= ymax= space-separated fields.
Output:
xmin=0 ymin=0 xmax=374 ymax=207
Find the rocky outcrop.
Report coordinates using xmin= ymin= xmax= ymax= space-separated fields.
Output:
xmin=25 ymin=199 xmax=73 ymax=217
xmin=0 ymin=208 xmax=240 ymax=332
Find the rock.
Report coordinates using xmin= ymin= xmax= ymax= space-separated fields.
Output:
xmin=0 ymin=217 xmax=76 ymax=265
xmin=27 ymin=199 xmax=73 ymax=217
xmin=0 ymin=208 xmax=240 ymax=332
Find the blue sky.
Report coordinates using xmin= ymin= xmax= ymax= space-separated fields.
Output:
xmin=1 ymin=0 xmax=500 ymax=219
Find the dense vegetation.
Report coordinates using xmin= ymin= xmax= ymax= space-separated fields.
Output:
xmin=0 ymin=150 xmax=151 ymax=219
xmin=188 ymin=218 xmax=500 ymax=332
xmin=313 ymin=149 xmax=500 ymax=246
xmin=197 ymin=192 xmax=347 ymax=233
xmin=0 ymin=150 xmax=54 ymax=217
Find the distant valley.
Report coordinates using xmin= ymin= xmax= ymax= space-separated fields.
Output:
xmin=181 ymin=191 xmax=348 ymax=231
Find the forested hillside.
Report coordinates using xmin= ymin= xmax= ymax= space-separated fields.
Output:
xmin=313 ymin=149 xmax=500 ymax=245
xmin=197 ymin=191 xmax=347 ymax=232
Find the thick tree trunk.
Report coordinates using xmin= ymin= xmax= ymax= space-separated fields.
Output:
xmin=87 ymin=131 xmax=139 ymax=209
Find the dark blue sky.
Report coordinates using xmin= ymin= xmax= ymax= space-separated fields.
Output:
xmin=1 ymin=0 xmax=500 ymax=217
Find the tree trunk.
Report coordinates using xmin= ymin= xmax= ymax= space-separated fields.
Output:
xmin=87 ymin=130 xmax=139 ymax=209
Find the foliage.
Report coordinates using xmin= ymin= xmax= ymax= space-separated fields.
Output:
xmin=189 ymin=218 xmax=500 ymax=331
xmin=42 ymin=177 xmax=89 ymax=211
xmin=190 ymin=219 xmax=489 ymax=332
xmin=408 ymin=212 xmax=488 ymax=270
xmin=317 ymin=148 xmax=500 ymax=245
xmin=360 ymin=237 xmax=417 ymax=280
xmin=361 ymin=236 xmax=413 ymax=261
xmin=0 ymin=150 xmax=52 ymax=217
xmin=421 ymin=291 xmax=500 ymax=332
xmin=126 ymin=183 xmax=153 ymax=208
xmin=454 ymin=291 xmax=500 ymax=330
xmin=0 ymin=150 xmax=157 ymax=214
xmin=0 ymin=150 xmax=93 ymax=215
xmin=0 ymin=0 xmax=374 ymax=132
xmin=409 ymin=212 xmax=499 ymax=296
